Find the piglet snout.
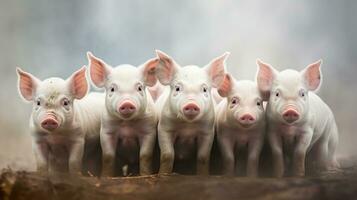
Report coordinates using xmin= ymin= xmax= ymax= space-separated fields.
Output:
xmin=182 ymin=103 xmax=200 ymax=119
xmin=238 ymin=114 xmax=256 ymax=126
xmin=41 ymin=115 xmax=59 ymax=131
xmin=283 ymin=109 xmax=300 ymax=123
xmin=118 ymin=100 xmax=136 ymax=116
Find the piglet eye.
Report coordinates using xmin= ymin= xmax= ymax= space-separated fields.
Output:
xmin=62 ymin=98 xmax=70 ymax=107
xmin=299 ymin=89 xmax=306 ymax=97
xmin=36 ymin=99 xmax=41 ymax=106
xmin=202 ymin=86 xmax=208 ymax=93
xmin=137 ymin=84 xmax=143 ymax=92
xmin=231 ymin=97 xmax=239 ymax=105
xmin=275 ymin=91 xmax=280 ymax=97
xmin=175 ymin=85 xmax=181 ymax=92
xmin=257 ymin=101 xmax=261 ymax=106
xmin=111 ymin=87 xmax=115 ymax=92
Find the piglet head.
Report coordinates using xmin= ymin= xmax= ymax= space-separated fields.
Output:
xmin=156 ymin=50 xmax=228 ymax=122
xmin=256 ymin=59 xmax=322 ymax=125
xmin=87 ymin=52 xmax=158 ymax=120
xmin=17 ymin=66 xmax=89 ymax=132
xmin=218 ymin=74 xmax=264 ymax=129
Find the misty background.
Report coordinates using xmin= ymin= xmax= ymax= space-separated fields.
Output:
xmin=0 ymin=0 xmax=356 ymax=170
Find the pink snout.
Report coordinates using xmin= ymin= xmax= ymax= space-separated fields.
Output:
xmin=182 ymin=103 xmax=200 ymax=119
xmin=41 ymin=115 xmax=59 ymax=131
xmin=282 ymin=109 xmax=300 ymax=123
xmin=238 ymin=114 xmax=256 ymax=126
xmin=118 ymin=100 xmax=136 ymax=116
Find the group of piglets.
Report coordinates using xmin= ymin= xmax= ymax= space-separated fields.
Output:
xmin=16 ymin=50 xmax=339 ymax=178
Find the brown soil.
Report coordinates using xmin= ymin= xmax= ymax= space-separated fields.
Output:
xmin=1 ymin=168 xmax=357 ymax=200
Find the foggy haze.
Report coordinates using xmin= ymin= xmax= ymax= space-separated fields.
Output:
xmin=0 ymin=0 xmax=356 ymax=170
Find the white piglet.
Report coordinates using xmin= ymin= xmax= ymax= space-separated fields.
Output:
xmin=256 ymin=59 xmax=339 ymax=177
xmin=87 ymin=52 xmax=159 ymax=176
xmin=155 ymin=50 xmax=228 ymax=175
xmin=16 ymin=67 xmax=104 ymax=175
xmin=215 ymin=74 xmax=266 ymax=177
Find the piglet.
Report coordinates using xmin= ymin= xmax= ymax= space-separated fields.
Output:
xmin=256 ymin=59 xmax=339 ymax=177
xmin=155 ymin=50 xmax=228 ymax=175
xmin=215 ymin=74 xmax=266 ymax=177
xmin=87 ymin=52 xmax=159 ymax=176
xmin=16 ymin=67 xmax=104 ymax=175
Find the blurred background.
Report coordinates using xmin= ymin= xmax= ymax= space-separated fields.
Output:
xmin=0 ymin=0 xmax=356 ymax=170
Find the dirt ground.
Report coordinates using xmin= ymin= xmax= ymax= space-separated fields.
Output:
xmin=1 ymin=166 xmax=357 ymax=200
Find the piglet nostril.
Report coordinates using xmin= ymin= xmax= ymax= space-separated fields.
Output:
xmin=239 ymin=114 xmax=255 ymax=124
xmin=41 ymin=117 xmax=59 ymax=131
xmin=118 ymin=101 xmax=137 ymax=116
xmin=182 ymin=103 xmax=200 ymax=118
xmin=283 ymin=109 xmax=300 ymax=123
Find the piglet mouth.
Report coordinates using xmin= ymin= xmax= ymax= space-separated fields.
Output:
xmin=41 ymin=113 xmax=59 ymax=131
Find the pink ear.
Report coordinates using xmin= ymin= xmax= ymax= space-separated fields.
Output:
xmin=67 ymin=66 xmax=88 ymax=99
xmin=218 ymin=74 xmax=233 ymax=97
xmin=206 ymin=52 xmax=229 ymax=88
xmin=302 ymin=60 xmax=322 ymax=91
xmin=87 ymin=52 xmax=110 ymax=88
xmin=256 ymin=59 xmax=277 ymax=101
xmin=16 ymin=68 xmax=40 ymax=101
xmin=155 ymin=50 xmax=178 ymax=85
xmin=141 ymin=57 xmax=159 ymax=87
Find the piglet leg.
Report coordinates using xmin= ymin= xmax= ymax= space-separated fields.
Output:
xmin=139 ymin=131 xmax=156 ymax=175
xmin=247 ymin=139 xmax=263 ymax=177
xmin=100 ymin=130 xmax=118 ymax=177
xmin=69 ymin=139 xmax=85 ymax=175
xmin=196 ymin=132 xmax=214 ymax=175
xmin=292 ymin=132 xmax=312 ymax=177
xmin=218 ymin=136 xmax=235 ymax=176
xmin=33 ymin=140 xmax=49 ymax=174
xmin=158 ymin=129 xmax=175 ymax=174
xmin=269 ymin=131 xmax=284 ymax=177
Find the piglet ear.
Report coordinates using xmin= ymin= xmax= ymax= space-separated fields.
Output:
xmin=205 ymin=52 xmax=229 ymax=88
xmin=218 ymin=74 xmax=233 ymax=97
xmin=16 ymin=68 xmax=41 ymax=101
xmin=155 ymin=50 xmax=179 ymax=85
xmin=140 ymin=57 xmax=159 ymax=87
xmin=87 ymin=52 xmax=111 ymax=88
xmin=67 ymin=66 xmax=88 ymax=99
xmin=256 ymin=59 xmax=277 ymax=101
xmin=301 ymin=60 xmax=322 ymax=92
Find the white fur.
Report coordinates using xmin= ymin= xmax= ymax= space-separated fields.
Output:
xmin=155 ymin=51 xmax=227 ymax=175
xmin=87 ymin=52 xmax=158 ymax=176
xmin=257 ymin=60 xmax=339 ymax=177
xmin=215 ymin=79 xmax=265 ymax=177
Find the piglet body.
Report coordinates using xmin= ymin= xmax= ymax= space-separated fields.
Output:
xmin=17 ymin=67 xmax=104 ymax=175
xmin=155 ymin=50 xmax=228 ymax=175
xmin=256 ymin=60 xmax=339 ymax=177
xmin=215 ymin=75 xmax=265 ymax=177
xmin=88 ymin=52 xmax=159 ymax=176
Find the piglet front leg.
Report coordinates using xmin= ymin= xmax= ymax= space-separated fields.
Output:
xmin=139 ymin=131 xmax=156 ymax=175
xmin=247 ymin=139 xmax=263 ymax=177
xmin=69 ymin=139 xmax=85 ymax=175
xmin=269 ymin=131 xmax=284 ymax=177
xmin=196 ymin=132 xmax=214 ymax=175
xmin=217 ymin=135 xmax=235 ymax=176
xmin=292 ymin=131 xmax=312 ymax=177
xmin=100 ymin=130 xmax=118 ymax=177
xmin=158 ymin=129 xmax=175 ymax=174
xmin=33 ymin=140 xmax=49 ymax=174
